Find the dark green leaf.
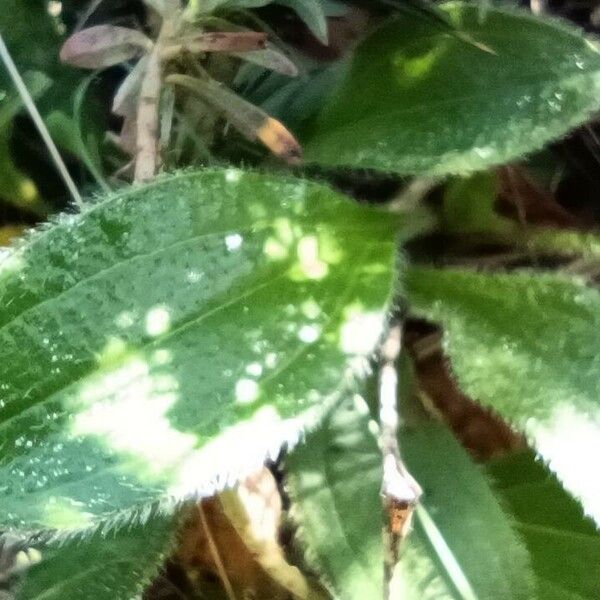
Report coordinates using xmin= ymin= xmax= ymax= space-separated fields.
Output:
xmin=0 ymin=169 xmax=424 ymax=536
xmin=406 ymin=266 xmax=600 ymax=525
xmin=278 ymin=0 xmax=329 ymax=44
xmin=303 ymin=3 xmax=600 ymax=175
xmin=0 ymin=0 xmax=109 ymax=198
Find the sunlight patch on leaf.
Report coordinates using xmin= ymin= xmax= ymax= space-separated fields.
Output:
xmin=0 ymin=169 xmax=425 ymax=535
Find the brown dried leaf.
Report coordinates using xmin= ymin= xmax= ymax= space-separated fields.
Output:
xmin=167 ymin=74 xmax=303 ymax=164
xmin=162 ymin=31 xmax=268 ymax=59
xmin=177 ymin=470 xmax=327 ymax=600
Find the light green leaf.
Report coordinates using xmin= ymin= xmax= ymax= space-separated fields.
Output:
xmin=522 ymin=228 xmax=600 ymax=262
xmin=0 ymin=169 xmax=422 ymax=536
xmin=143 ymin=0 xmax=182 ymax=16
xmin=303 ymin=2 xmax=600 ymax=175
xmin=286 ymin=397 xmax=534 ymax=599
xmin=489 ymin=451 xmax=600 ymax=600
xmin=15 ymin=512 xmax=174 ymax=600
xmin=405 ymin=266 xmax=600 ymax=525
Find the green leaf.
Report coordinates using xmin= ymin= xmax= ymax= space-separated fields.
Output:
xmin=442 ymin=172 xmax=510 ymax=234
xmin=522 ymin=228 xmax=600 ymax=262
xmin=278 ymin=0 xmax=329 ymax=44
xmin=0 ymin=1 xmax=63 ymax=85
xmin=405 ymin=266 xmax=600 ymax=525
xmin=488 ymin=451 xmax=600 ymax=600
xmin=399 ymin=424 xmax=534 ymax=600
xmin=286 ymin=397 xmax=534 ymax=599
xmin=302 ymin=2 xmax=600 ymax=175
xmin=16 ymin=512 xmax=174 ymax=600
xmin=286 ymin=398 xmax=385 ymax=599
xmin=189 ymin=0 xmax=272 ymax=15
xmin=0 ymin=169 xmax=423 ymax=536
xmin=188 ymin=0 xmax=328 ymax=43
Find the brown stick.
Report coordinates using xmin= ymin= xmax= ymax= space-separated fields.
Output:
xmin=134 ymin=45 xmax=161 ymax=183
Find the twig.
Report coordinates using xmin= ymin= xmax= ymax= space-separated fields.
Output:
xmin=198 ymin=502 xmax=238 ymax=600
xmin=530 ymin=0 xmax=547 ymax=15
xmin=0 ymin=33 xmax=83 ymax=208
xmin=134 ymin=44 xmax=162 ymax=183
xmin=386 ymin=177 xmax=438 ymax=213
xmin=379 ymin=324 xmax=422 ymax=598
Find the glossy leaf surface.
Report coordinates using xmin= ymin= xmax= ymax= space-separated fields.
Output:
xmin=0 ymin=169 xmax=413 ymax=535
xmin=303 ymin=3 xmax=600 ymax=175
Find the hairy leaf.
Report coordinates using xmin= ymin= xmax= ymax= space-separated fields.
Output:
xmin=303 ymin=2 xmax=600 ymax=175
xmin=406 ymin=267 xmax=600 ymax=525
xmin=15 ymin=512 xmax=174 ymax=600
xmin=286 ymin=398 xmax=533 ymax=599
xmin=489 ymin=451 xmax=600 ymax=599
xmin=0 ymin=169 xmax=423 ymax=536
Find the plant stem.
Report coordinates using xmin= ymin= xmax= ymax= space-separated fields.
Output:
xmin=134 ymin=45 xmax=162 ymax=183
xmin=0 ymin=33 xmax=83 ymax=208
xmin=379 ymin=324 xmax=422 ymax=598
